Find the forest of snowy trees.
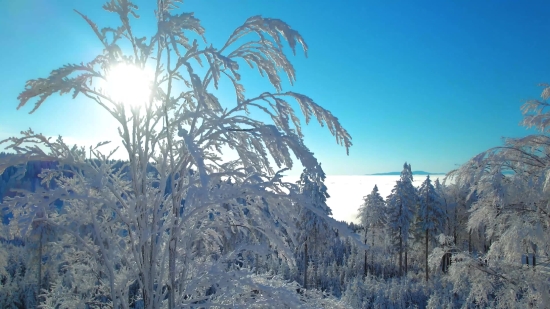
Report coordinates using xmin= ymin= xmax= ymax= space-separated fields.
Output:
xmin=1 ymin=0 xmax=550 ymax=308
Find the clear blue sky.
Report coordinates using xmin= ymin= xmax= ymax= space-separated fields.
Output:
xmin=1 ymin=0 xmax=549 ymax=175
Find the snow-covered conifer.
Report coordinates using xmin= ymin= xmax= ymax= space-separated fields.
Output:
xmin=358 ymin=185 xmax=386 ymax=232
xmin=386 ymin=162 xmax=417 ymax=276
xmin=416 ymin=175 xmax=445 ymax=281
xmin=296 ymin=168 xmax=333 ymax=289
xmin=357 ymin=185 xmax=386 ymax=275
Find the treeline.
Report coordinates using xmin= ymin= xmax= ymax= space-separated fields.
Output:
xmin=1 ymin=129 xmax=549 ymax=308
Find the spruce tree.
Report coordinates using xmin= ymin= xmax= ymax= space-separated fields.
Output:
xmin=357 ymin=185 xmax=385 ymax=276
xmin=417 ymin=175 xmax=445 ymax=281
xmin=297 ymin=168 xmax=332 ymax=289
xmin=386 ymin=163 xmax=417 ymax=276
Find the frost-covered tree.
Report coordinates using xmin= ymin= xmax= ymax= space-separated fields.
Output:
xmin=386 ymin=163 xmax=417 ymax=276
xmin=296 ymin=168 xmax=332 ymax=290
xmin=442 ymin=180 xmax=476 ymax=251
xmin=444 ymin=83 xmax=550 ymax=307
xmin=357 ymin=185 xmax=385 ymax=276
xmin=0 ymin=0 xmax=352 ymax=307
xmin=433 ymin=178 xmax=451 ymax=235
xmin=0 ymin=239 xmax=41 ymax=309
xmin=416 ymin=175 xmax=444 ymax=281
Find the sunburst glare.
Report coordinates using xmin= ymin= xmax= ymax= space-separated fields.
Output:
xmin=103 ymin=63 xmax=154 ymax=108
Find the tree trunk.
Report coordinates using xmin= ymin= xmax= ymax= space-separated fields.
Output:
xmin=304 ymin=241 xmax=308 ymax=290
xmin=532 ymin=242 xmax=537 ymax=267
xmin=444 ymin=198 xmax=449 ymax=235
xmin=454 ymin=206 xmax=458 ymax=245
xmin=37 ymin=229 xmax=43 ymax=305
xmin=405 ymin=248 xmax=408 ymax=274
xmin=398 ymin=227 xmax=403 ymax=277
xmin=313 ymin=228 xmax=318 ymax=289
xmin=398 ymin=200 xmax=403 ymax=277
xmin=468 ymin=228 xmax=472 ymax=253
xmin=141 ymin=236 xmax=158 ymax=309
xmin=425 ymin=229 xmax=429 ymax=281
xmin=364 ymin=250 xmax=368 ymax=277
xmin=371 ymin=229 xmax=375 ymax=275
xmin=425 ymin=189 xmax=429 ymax=281
xmin=364 ymin=228 xmax=368 ymax=276
xmin=168 ymin=236 xmax=176 ymax=309
xmin=168 ymin=190 xmax=179 ymax=309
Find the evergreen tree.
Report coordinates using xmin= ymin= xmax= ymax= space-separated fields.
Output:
xmin=296 ymin=168 xmax=332 ymax=289
xmin=386 ymin=163 xmax=417 ymax=276
xmin=417 ymin=175 xmax=445 ymax=281
xmin=357 ymin=184 xmax=386 ymax=276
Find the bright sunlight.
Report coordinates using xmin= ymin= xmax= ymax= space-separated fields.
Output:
xmin=103 ymin=62 xmax=153 ymax=108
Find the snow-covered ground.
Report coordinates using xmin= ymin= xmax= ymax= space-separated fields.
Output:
xmin=283 ymin=175 xmax=446 ymax=223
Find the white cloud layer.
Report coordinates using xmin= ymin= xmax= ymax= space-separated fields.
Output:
xmin=283 ymin=175 xmax=446 ymax=224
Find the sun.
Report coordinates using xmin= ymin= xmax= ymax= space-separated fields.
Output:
xmin=103 ymin=63 xmax=154 ymax=108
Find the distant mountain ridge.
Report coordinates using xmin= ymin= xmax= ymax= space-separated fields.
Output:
xmin=368 ymin=171 xmax=447 ymax=176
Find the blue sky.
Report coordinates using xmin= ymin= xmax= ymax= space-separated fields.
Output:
xmin=1 ymin=0 xmax=549 ymax=175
